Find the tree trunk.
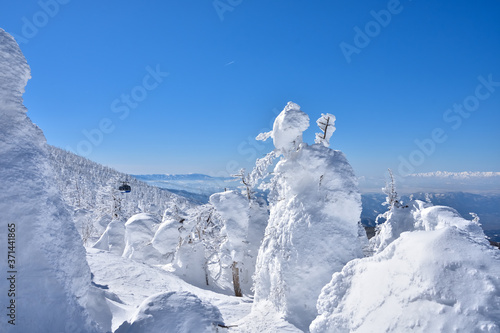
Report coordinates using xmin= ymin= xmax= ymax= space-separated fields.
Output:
xmin=232 ymin=261 xmax=242 ymax=297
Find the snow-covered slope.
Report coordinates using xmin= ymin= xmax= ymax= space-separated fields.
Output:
xmin=0 ymin=29 xmax=104 ymax=332
xmin=311 ymin=200 xmax=500 ymax=332
xmin=47 ymin=145 xmax=194 ymax=244
xmin=87 ymin=248 xmax=252 ymax=332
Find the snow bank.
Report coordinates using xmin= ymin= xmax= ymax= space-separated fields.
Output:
xmin=0 ymin=29 xmax=104 ymax=332
xmin=311 ymin=201 xmax=500 ymax=332
xmin=253 ymin=103 xmax=366 ymax=330
xmin=115 ymin=291 xmax=225 ymax=333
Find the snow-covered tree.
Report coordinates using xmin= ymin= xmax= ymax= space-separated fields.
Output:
xmin=248 ymin=150 xmax=277 ymax=188
xmin=256 ymin=101 xmax=310 ymax=156
xmin=381 ymin=168 xmax=400 ymax=209
xmin=46 ymin=145 xmax=194 ymax=245
xmin=210 ymin=190 xmax=268 ymax=296
xmin=172 ymin=204 xmax=230 ymax=290
xmin=0 ymin=29 xmax=105 ymax=332
xmin=252 ymin=102 xmax=366 ymax=330
xmin=150 ymin=204 xmax=186 ymax=262
xmin=231 ymin=168 xmax=252 ymax=201
xmin=314 ymin=113 xmax=336 ymax=147
xmin=369 ymin=169 xmax=412 ymax=254
xmin=311 ymin=201 xmax=500 ymax=333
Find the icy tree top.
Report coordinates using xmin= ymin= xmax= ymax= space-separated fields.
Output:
xmin=256 ymin=101 xmax=309 ymax=154
xmin=0 ymin=29 xmax=31 ymax=109
xmin=314 ymin=113 xmax=336 ymax=147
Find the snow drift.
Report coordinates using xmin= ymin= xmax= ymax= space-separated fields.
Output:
xmin=252 ymin=102 xmax=366 ymax=330
xmin=0 ymin=29 xmax=104 ymax=332
xmin=311 ymin=200 xmax=500 ymax=332
xmin=115 ymin=291 xmax=225 ymax=333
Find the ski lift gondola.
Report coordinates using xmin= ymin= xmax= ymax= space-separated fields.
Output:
xmin=119 ymin=181 xmax=131 ymax=193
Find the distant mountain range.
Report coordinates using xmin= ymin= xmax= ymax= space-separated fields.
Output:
xmin=136 ymin=173 xmax=500 ymax=242
xmin=133 ymin=174 xmax=240 ymax=203
xmin=134 ymin=173 xmax=226 ymax=181
xmin=359 ymin=171 xmax=500 ymax=194
xmin=409 ymin=171 xmax=500 ymax=178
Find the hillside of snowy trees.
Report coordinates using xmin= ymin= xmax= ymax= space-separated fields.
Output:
xmin=1 ymin=29 xmax=500 ymax=332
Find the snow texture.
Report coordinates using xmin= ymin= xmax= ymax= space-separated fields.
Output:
xmin=115 ymin=291 xmax=224 ymax=333
xmin=252 ymin=103 xmax=366 ymax=331
xmin=311 ymin=200 xmax=500 ymax=333
xmin=0 ymin=29 xmax=104 ymax=332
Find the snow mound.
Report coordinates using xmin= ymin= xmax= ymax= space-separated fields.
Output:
xmin=115 ymin=291 xmax=225 ymax=333
xmin=311 ymin=202 xmax=500 ymax=333
xmin=0 ymin=29 xmax=104 ymax=332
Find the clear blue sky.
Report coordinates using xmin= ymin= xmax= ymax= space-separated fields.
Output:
xmin=2 ymin=0 xmax=499 ymax=180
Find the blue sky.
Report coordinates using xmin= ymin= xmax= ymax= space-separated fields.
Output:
xmin=2 ymin=0 xmax=499 ymax=180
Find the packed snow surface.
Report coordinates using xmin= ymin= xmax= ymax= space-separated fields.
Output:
xmin=87 ymin=248 xmax=252 ymax=332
